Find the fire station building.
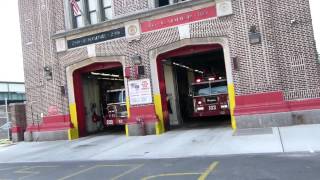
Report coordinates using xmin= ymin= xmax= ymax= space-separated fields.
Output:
xmin=18 ymin=0 xmax=320 ymax=141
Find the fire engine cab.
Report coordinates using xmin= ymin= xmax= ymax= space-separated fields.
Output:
xmin=190 ymin=76 xmax=230 ymax=118
xmin=103 ymin=88 xmax=128 ymax=126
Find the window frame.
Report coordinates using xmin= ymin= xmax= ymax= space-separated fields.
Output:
xmin=71 ymin=0 xmax=85 ymax=28
xmin=87 ymin=0 xmax=98 ymax=25
xmin=101 ymin=0 xmax=113 ymax=21
xmin=69 ymin=0 xmax=114 ymax=29
xmin=154 ymin=0 xmax=187 ymax=8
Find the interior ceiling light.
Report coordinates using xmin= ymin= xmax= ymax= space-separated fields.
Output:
xmin=91 ymin=72 xmax=120 ymax=78
xmin=97 ymin=77 xmax=124 ymax=81
xmin=172 ymin=62 xmax=204 ymax=74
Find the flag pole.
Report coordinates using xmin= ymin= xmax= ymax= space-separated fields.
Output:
xmin=70 ymin=0 xmax=90 ymax=27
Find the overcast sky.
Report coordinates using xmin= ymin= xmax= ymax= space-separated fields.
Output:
xmin=0 ymin=1 xmax=319 ymax=82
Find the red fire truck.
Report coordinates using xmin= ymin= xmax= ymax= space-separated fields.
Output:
xmin=103 ymin=89 xmax=128 ymax=126
xmin=190 ymin=76 xmax=230 ymax=117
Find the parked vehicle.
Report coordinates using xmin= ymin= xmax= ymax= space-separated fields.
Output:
xmin=103 ymin=89 xmax=128 ymax=126
xmin=190 ymin=76 xmax=230 ymax=117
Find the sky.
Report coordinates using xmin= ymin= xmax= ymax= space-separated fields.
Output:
xmin=0 ymin=1 xmax=319 ymax=82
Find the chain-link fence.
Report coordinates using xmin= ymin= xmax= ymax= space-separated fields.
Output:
xmin=0 ymin=100 xmax=10 ymax=140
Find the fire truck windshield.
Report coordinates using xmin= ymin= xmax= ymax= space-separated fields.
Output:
xmin=106 ymin=90 xmax=125 ymax=104
xmin=193 ymin=81 xmax=227 ymax=96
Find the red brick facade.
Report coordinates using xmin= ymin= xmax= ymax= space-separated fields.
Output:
xmin=18 ymin=0 xmax=320 ymax=140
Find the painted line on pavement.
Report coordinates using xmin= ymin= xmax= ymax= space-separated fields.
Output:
xmin=141 ymin=172 xmax=201 ymax=180
xmin=198 ymin=161 xmax=219 ymax=180
xmin=58 ymin=164 xmax=143 ymax=180
xmin=57 ymin=165 xmax=98 ymax=180
xmin=107 ymin=164 xmax=144 ymax=180
xmin=14 ymin=166 xmax=58 ymax=180
xmin=141 ymin=161 xmax=219 ymax=180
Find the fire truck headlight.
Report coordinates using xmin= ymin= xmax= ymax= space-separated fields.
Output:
xmin=197 ymin=101 xmax=202 ymax=105
xmin=197 ymin=107 xmax=204 ymax=111
xmin=220 ymin=105 xmax=228 ymax=109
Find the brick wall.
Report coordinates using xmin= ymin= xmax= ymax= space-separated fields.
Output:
xmin=19 ymin=0 xmax=68 ymax=126
xmin=272 ymin=0 xmax=320 ymax=100
xmin=19 ymin=0 xmax=320 ymax=129
xmin=113 ymin=0 xmax=150 ymax=17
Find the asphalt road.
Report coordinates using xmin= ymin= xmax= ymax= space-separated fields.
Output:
xmin=0 ymin=152 xmax=319 ymax=180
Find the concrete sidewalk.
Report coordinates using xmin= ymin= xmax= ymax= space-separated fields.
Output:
xmin=0 ymin=124 xmax=319 ymax=163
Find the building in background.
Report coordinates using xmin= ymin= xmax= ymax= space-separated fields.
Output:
xmin=0 ymin=82 xmax=25 ymax=105
xmin=18 ymin=0 xmax=320 ymax=141
xmin=0 ymin=82 xmax=26 ymax=141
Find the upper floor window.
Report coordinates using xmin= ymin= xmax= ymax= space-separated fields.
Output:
xmin=72 ymin=0 xmax=84 ymax=28
xmin=102 ymin=0 xmax=112 ymax=21
xmin=70 ymin=0 xmax=113 ymax=29
xmin=88 ymin=0 xmax=98 ymax=24
xmin=155 ymin=0 xmax=187 ymax=8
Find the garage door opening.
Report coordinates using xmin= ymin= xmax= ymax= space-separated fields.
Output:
xmin=73 ymin=62 xmax=128 ymax=137
xmin=157 ymin=44 xmax=231 ymax=129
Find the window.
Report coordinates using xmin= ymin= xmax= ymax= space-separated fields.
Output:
xmin=70 ymin=0 xmax=113 ymax=29
xmin=155 ymin=0 xmax=187 ymax=8
xmin=88 ymin=0 xmax=98 ymax=24
xmin=0 ymin=83 xmax=8 ymax=92
xmin=72 ymin=0 xmax=84 ymax=28
xmin=157 ymin=0 xmax=169 ymax=7
xmin=8 ymin=84 xmax=25 ymax=93
xmin=102 ymin=0 xmax=112 ymax=21
xmin=192 ymin=81 xmax=227 ymax=96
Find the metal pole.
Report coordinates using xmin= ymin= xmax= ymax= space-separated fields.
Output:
xmin=5 ymin=98 xmax=10 ymax=140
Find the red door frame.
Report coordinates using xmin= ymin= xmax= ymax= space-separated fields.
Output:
xmin=156 ymin=44 xmax=223 ymax=128
xmin=73 ymin=62 xmax=123 ymax=137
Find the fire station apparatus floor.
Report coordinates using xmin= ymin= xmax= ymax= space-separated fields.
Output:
xmin=0 ymin=124 xmax=320 ymax=163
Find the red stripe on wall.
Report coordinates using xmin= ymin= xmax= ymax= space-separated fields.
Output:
xmin=11 ymin=126 xmax=22 ymax=133
xmin=128 ymin=104 xmax=158 ymax=124
xmin=26 ymin=115 xmax=73 ymax=132
xmin=234 ymin=92 xmax=320 ymax=116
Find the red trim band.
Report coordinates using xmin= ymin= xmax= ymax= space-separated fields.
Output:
xmin=234 ymin=92 xmax=320 ymax=116
xmin=11 ymin=126 xmax=23 ymax=133
xmin=128 ymin=104 xmax=158 ymax=123
xmin=26 ymin=115 xmax=73 ymax=132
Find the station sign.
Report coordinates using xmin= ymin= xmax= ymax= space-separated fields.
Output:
xmin=141 ymin=6 xmax=217 ymax=33
xmin=67 ymin=27 xmax=125 ymax=49
xmin=128 ymin=79 xmax=152 ymax=105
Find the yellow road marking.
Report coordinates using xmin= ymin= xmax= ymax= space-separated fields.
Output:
xmin=141 ymin=172 xmax=201 ymax=180
xmin=14 ymin=166 xmax=58 ymax=180
xmin=198 ymin=161 xmax=219 ymax=180
xmin=57 ymin=165 xmax=98 ymax=180
xmin=58 ymin=164 xmax=143 ymax=180
xmin=108 ymin=164 xmax=144 ymax=180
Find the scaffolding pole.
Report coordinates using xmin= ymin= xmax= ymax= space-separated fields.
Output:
xmin=5 ymin=98 xmax=10 ymax=140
